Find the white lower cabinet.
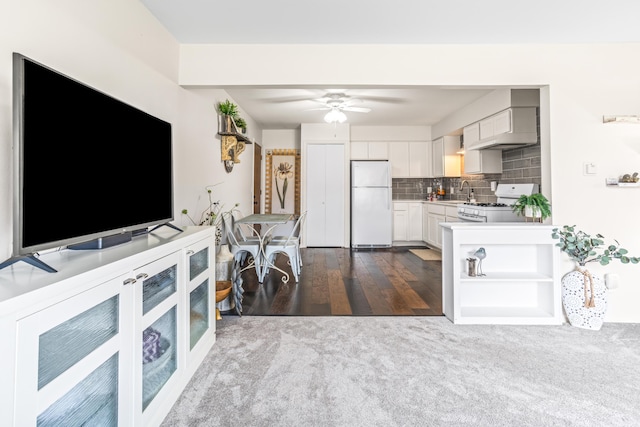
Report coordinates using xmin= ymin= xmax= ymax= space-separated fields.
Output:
xmin=441 ymin=223 xmax=561 ymax=325
xmin=393 ymin=202 xmax=422 ymax=242
xmin=3 ymin=227 xmax=216 ymax=427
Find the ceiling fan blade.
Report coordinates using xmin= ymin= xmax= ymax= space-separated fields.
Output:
xmin=342 ymin=106 xmax=371 ymax=113
xmin=304 ymin=106 xmax=331 ymax=111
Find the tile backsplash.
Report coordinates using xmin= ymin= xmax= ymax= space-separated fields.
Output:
xmin=392 ymin=142 xmax=541 ymax=203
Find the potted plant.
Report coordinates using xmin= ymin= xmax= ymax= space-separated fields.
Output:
xmin=551 ymin=225 xmax=639 ymax=330
xmin=216 ymin=99 xmax=239 ymax=133
xmin=234 ymin=117 xmax=247 ymax=134
xmin=511 ymin=193 xmax=551 ymax=221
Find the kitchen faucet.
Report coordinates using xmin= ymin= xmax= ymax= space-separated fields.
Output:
xmin=459 ymin=180 xmax=471 ymax=202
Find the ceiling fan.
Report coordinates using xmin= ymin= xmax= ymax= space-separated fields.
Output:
xmin=306 ymin=93 xmax=371 ymax=123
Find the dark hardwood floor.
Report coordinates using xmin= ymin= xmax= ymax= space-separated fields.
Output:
xmin=230 ymin=247 xmax=443 ymax=316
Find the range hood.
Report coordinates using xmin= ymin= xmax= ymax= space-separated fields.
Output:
xmin=469 ymin=133 xmax=538 ymax=150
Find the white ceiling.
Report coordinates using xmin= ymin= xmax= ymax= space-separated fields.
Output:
xmin=140 ymin=0 xmax=640 ymax=130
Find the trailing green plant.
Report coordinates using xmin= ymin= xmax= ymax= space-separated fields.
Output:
xmin=234 ymin=116 xmax=247 ymax=130
xmin=511 ymin=193 xmax=551 ymax=220
xmin=551 ymin=225 xmax=640 ymax=266
xmin=216 ymin=99 xmax=239 ymax=118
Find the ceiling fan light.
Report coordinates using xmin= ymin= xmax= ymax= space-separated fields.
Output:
xmin=324 ymin=109 xmax=347 ymax=123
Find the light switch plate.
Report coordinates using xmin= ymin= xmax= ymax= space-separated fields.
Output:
xmin=584 ymin=162 xmax=598 ymax=175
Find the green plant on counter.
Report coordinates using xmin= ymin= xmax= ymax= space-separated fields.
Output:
xmin=552 ymin=225 xmax=640 ymax=266
xmin=511 ymin=193 xmax=551 ymax=221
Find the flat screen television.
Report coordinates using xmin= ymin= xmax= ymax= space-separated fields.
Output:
xmin=2 ymin=53 xmax=175 ymax=272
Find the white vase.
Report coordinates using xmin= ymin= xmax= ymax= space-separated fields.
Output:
xmin=215 ymin=244 xmax=235 ymax=312
xmin=524 ymin=205 xmax=542 ymax=218
xmin=561 ymin=268 xmax=607 ymax=330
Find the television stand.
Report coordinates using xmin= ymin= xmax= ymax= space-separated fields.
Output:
xmin=68 ymin=231 xmax=132 ymax=250
xmin=0 ymin=254 xmax=57 ymax=273
xmin=149 ymin=222 xmax=183 ymax=233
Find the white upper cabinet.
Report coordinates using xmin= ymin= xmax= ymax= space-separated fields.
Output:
xmin=408 ymin=142 xmax=428 ymax=177
xmin=389 ymin=141 xmax=429 ymax=178
xmin=480 ymin=109 xmax=511 ymax=140
xmin=389 ymin=142 xmax=409 ymax=177
xmin=466 ymin=107 xmax=538 ymax=151
xmin=350 ymin=141 xmax=369 ymax=159
xmin=350 ymin=141 xmax=389 ymax=160
xmin=462 ymin=123 xmax=502 ymax=174
xmin=432 ymin=136 xmax=461 ymax=177
xmin=463 ymin=122 xmax=480 ymax=147
xmin=368 ymin=142 xmax=389 ymax=159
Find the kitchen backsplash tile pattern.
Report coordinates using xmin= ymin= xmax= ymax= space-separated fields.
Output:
xmin=392 ymin=143 xmax=541 ymax=203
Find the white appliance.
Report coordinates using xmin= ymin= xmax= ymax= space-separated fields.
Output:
xmin=351 ymin=160 xmax=392 ymax=247
xmin=457 ymin=183 xmax=539 ymax=222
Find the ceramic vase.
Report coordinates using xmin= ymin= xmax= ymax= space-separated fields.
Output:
xmin=561 ymin=268 xmax=607 ymax=330
xmin=215 ymin=244 xmax=235 ymax=312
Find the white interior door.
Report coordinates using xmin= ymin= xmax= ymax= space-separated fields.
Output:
xmin=305 ymin=143 xmax=345 ymax=247
xmin=323 ymin=144 xmax=345 ymax=246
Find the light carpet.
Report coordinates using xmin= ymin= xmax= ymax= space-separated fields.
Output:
xmin=162 ymin=316 xmax=640 ymax=427
xmin=409 ymin=248 xmax=442 ymax=261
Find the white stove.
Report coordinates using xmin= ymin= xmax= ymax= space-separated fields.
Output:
xmin=457 ymin=183 xmax=539 ymax=222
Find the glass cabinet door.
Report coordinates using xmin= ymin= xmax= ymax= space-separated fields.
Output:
xmin=137 ymin=253 xmax=180 ymax=414
xmin=142 ymin=307 xmax=177 ymax=410
xmin=38 ymin=354 xmax=119 ymax=427
xmin=189 ymin=279 xmax=209 ymax=349
xmin=186 ymin=239 xmax=214 ymax=353
xmin=15 ymin=280 xmax=122 ymax=427
xmin=189 ymin=245 xmax=209 ymax=281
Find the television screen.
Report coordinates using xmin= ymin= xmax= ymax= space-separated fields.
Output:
xmin=12 ymin=53 xmax=174 ymax=259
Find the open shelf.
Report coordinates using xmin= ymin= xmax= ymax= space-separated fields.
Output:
xmin=441 ymin=223 xmax=562 ymax=325
xmin=460 ymin=271 xmax=554 ymax=282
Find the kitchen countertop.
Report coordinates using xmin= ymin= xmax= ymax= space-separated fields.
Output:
xmin=394 ymin=199 xmax=461 ymax=206
xmin=440 ymin=222 xmax=552 ymax=229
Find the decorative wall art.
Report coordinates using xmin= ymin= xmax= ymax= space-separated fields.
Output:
xmin=265 ymin=149 xmax=300 ymax=215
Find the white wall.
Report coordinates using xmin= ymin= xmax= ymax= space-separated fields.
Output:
xmin=182 ymin=43 xmax=640 ymax=322
xmin=3 ymin=3 xmax=640 ymax=322
xmin=0 ymin=1 xmax=256 ymax=263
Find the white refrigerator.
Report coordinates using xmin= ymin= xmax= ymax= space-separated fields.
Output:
xmin=351 ymin=160 xmax=393 ymax=248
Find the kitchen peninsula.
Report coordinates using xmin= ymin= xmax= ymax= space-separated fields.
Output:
xmin=441 ymin=222 xmax=562 ymax=325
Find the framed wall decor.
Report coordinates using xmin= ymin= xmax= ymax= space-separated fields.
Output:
xmin=265 ymin=149 xmax=300 ymax=215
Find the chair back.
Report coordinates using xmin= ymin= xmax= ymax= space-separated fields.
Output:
xmin=231 ymin=208 xmax=260 ymax=241
xmin=281 ymin=211 xmax=307 ymax=246
xmin=221 ymin=211 xmax=241 ymax=247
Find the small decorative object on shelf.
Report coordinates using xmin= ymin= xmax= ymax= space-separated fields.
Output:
xmin=552 ymin=225 xmax=640 ymax=330
xmin=602 ymin=115 xmax=640 ymax=124
xmin=466 ymin=257 xmax=477 ymax=277
xmin=473 ymin=247 xmax=486 ymax=276
xmin=606 ymin=172 xmax=640 ymax=187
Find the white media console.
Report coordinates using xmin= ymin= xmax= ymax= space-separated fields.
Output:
xmin=0 ymin=226 xmax=216 ymax=426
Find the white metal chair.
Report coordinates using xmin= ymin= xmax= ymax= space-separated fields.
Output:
xmin=262 ymin=211 xmax=306 ymax=282
xmin=231 ymin=208 xmax=261 ymax=244
xmin=221 ymin=211 xmax=263 ymax=280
